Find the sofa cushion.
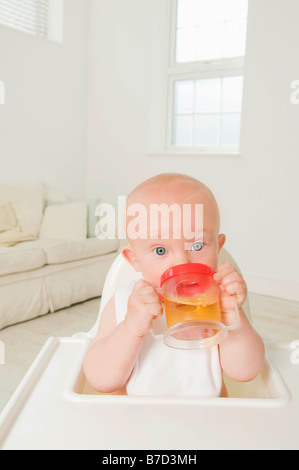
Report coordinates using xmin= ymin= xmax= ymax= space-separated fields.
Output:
xmin=0 ymin=237 xmax=119 ymax=276
xmin=39 ymin=203 xmax=88 ymax=241
xmin=0 ymin=230 xmax=37 ymax=248
xmin=42 ymin=238 xmax=119 ymax=264
xmin=0 ymin=181 xmax=44 ymax=237
xmin=0 ymin=246 xmax=46 ymax=277
xmin=0 ymin=202 xmax=20 ymax=232
xmin=46 ymin=198 xmax=101 ymax=239
xmin=0 ymin=203 xmax=37 ymax=247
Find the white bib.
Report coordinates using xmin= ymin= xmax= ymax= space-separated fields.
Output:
xmin=115 ymin=281 xmax=223 ymax=397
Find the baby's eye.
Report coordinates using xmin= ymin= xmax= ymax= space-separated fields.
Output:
xmin=153 ymin=247 xmax=167 ymax=256
xmin=191 ymin=242 xmax=204 ymax=252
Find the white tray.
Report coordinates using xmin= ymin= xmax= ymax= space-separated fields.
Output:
xmin=0 ymin=338 xmax=298 ymax=450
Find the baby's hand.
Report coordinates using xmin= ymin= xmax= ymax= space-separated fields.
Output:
xmin=213 ymin=263 xmax=247 ymax=326
xmin=124 ymin=280 xmax=163 ymax=338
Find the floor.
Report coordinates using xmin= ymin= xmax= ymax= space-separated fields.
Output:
xmin=0 ymin=293 xmax=298 ymax=414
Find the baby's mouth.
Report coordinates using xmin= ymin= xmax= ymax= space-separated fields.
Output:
xmin=176 ymin=281 xmax=204 ymax=296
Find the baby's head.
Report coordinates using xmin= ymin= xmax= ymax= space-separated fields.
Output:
xmin=122 ymin=173 xmax=226 ymax=289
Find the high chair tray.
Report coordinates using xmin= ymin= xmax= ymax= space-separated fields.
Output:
xmin=0 ymin=337 xmax=298 ymax=450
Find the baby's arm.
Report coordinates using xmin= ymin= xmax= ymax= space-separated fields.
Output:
xmin=219 ymin=306 xmax=265 ymax=382
xmin=83 ymin=280 xmax=162 ymax=393
xmin=215 ymin=263 xmax=265 ymax=382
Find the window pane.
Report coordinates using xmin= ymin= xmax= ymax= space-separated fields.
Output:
xmin=177 ymin=0 xmax=200 ymax=28
xmin=197 ymin=0 xmax=226 ymax=24
xmin=0 ymin=0 xmax=38 ymax=35
xmin=221 ymin=113 xmax=241 ymax=146
xmin=195 ymin=79 xmax=221 ymax=113
xmin=178 ymin=0 xmax=227 ymax=26
xmin=0 ymin=0 xmax=63 ymax=43
xmin=194 ymin=115 xmax=220 ymax=146
xmin=226 ymin=0 xmax=248 ymax=20
xmin=173 ymin=115 xmax=193 ymax=146
xmin=224 ymin=19 xmax=248 ymax=57
xmin=176 ymin=0 xmax=249 ymax=23
xmin=174 ymin=80 xmax=194 ymax=114
xmin=197 ymin=23 xmax=224 ymax=61
xmin=171 ymin=76 xmax=243 ymax=149
xmin=176 ymin=0 xmax=248 ymax=62
xmin=176 ymin=28 xmax=197 ymax=63
xmin=222 ymin=77 xmax=243 ymax=112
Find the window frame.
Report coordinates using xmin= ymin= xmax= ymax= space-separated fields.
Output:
xmin=148 ymin=0 xmax=247 ymax=157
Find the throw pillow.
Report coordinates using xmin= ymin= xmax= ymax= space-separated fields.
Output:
xmin=46 ymin=198 xmax=100 ymax=238
xmin=0 ymin=203 xmax=37 ymax=247
xmin=39 ymin=203 xmax=88 ymax=241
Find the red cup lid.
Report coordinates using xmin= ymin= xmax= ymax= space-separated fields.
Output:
xmin=160 ymin=263 xmax=216 ymax=287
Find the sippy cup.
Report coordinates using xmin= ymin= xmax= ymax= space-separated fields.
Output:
xmin=151 ymin=263 xmax=240 ymax=350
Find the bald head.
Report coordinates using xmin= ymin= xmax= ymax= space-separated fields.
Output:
xmin=125 ymin=173 xmax=221 ymax=242
xmin=127 ymin=173 xmax=216 ymax=206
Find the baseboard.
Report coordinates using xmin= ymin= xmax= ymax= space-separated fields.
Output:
xmin=245 ymin=273 xmax=299 ymax=302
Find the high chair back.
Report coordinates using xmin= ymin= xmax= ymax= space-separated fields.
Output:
xmin=88 ymin=248 xmax=252 ymax=339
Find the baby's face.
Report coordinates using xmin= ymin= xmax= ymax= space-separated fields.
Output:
xmin=123 ymin=185 xmax=225 ymax=290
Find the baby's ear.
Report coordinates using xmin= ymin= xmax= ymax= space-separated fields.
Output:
xmin=121 ymin=245 xmax=141 ymax=272
xmin=218 ymin=234 xmax=226 ymax=253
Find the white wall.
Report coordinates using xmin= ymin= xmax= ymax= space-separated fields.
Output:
xmin=86 ymin=0 xmax=154 ymax=206
xmin=0 ymin=0 xmax=298 ymax=300
xmin=86 ymin=0 xmax=299 ymax=301
xmin=0 ymin=0 xmax=89 ymax=199
xmin=231 ymin=0 xmax=299 ymax=300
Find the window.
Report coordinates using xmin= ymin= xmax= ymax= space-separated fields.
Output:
xmin=146 ymin=0 xmax=249 ymax=156
xmin=169 ymin=0 xmax=248 ymax=154
xmin=175 ymin=0 xmax=248 ymax=63
xmin=0 ymin=0 xmax=64 ymax=43
xmin=173 ymin=76 xmax=243 ymax=147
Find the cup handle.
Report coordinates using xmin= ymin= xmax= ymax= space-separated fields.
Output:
xmin=150 ymin=289 xmax=165 ymax=340
xmin=225 ymin=296 xmax=240 ymax=331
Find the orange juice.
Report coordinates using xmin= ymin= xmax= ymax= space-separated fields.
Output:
xmin=164 ymin=296 xmax=221 ymax=328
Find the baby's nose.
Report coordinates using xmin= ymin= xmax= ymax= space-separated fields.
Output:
xmin=172 ymin=252 xmax=191 ymax=266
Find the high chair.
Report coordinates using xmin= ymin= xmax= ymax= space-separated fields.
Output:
xmin=0 ymin=250 xmax=298 ymax=450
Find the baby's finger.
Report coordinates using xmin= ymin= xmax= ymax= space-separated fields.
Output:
xmin=142 ymin=292 xmax=161 ymax=305
xmin=146 ymin=302 xmax=163 ymax=319
xmin=134 ymin=279 xmax=152 ymax=291
xmin=156 ymin=287 xmax=164 ymax=301
xmin=134 ymin=281 xmax=159 ymax=298
xmin=224 ymin=281 xmax=244 ymax=296
xmin=220 ymin=271 xmax=244 ymax=288
xmin=214 ymin=263 xmax=236 ymax=282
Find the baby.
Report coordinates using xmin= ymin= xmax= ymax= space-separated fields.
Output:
xmin=84 ymin=174 xmax=265 ymax=397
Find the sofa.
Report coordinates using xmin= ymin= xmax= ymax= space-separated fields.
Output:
xmin=0 ymin=181 xmax=120 ymax=331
